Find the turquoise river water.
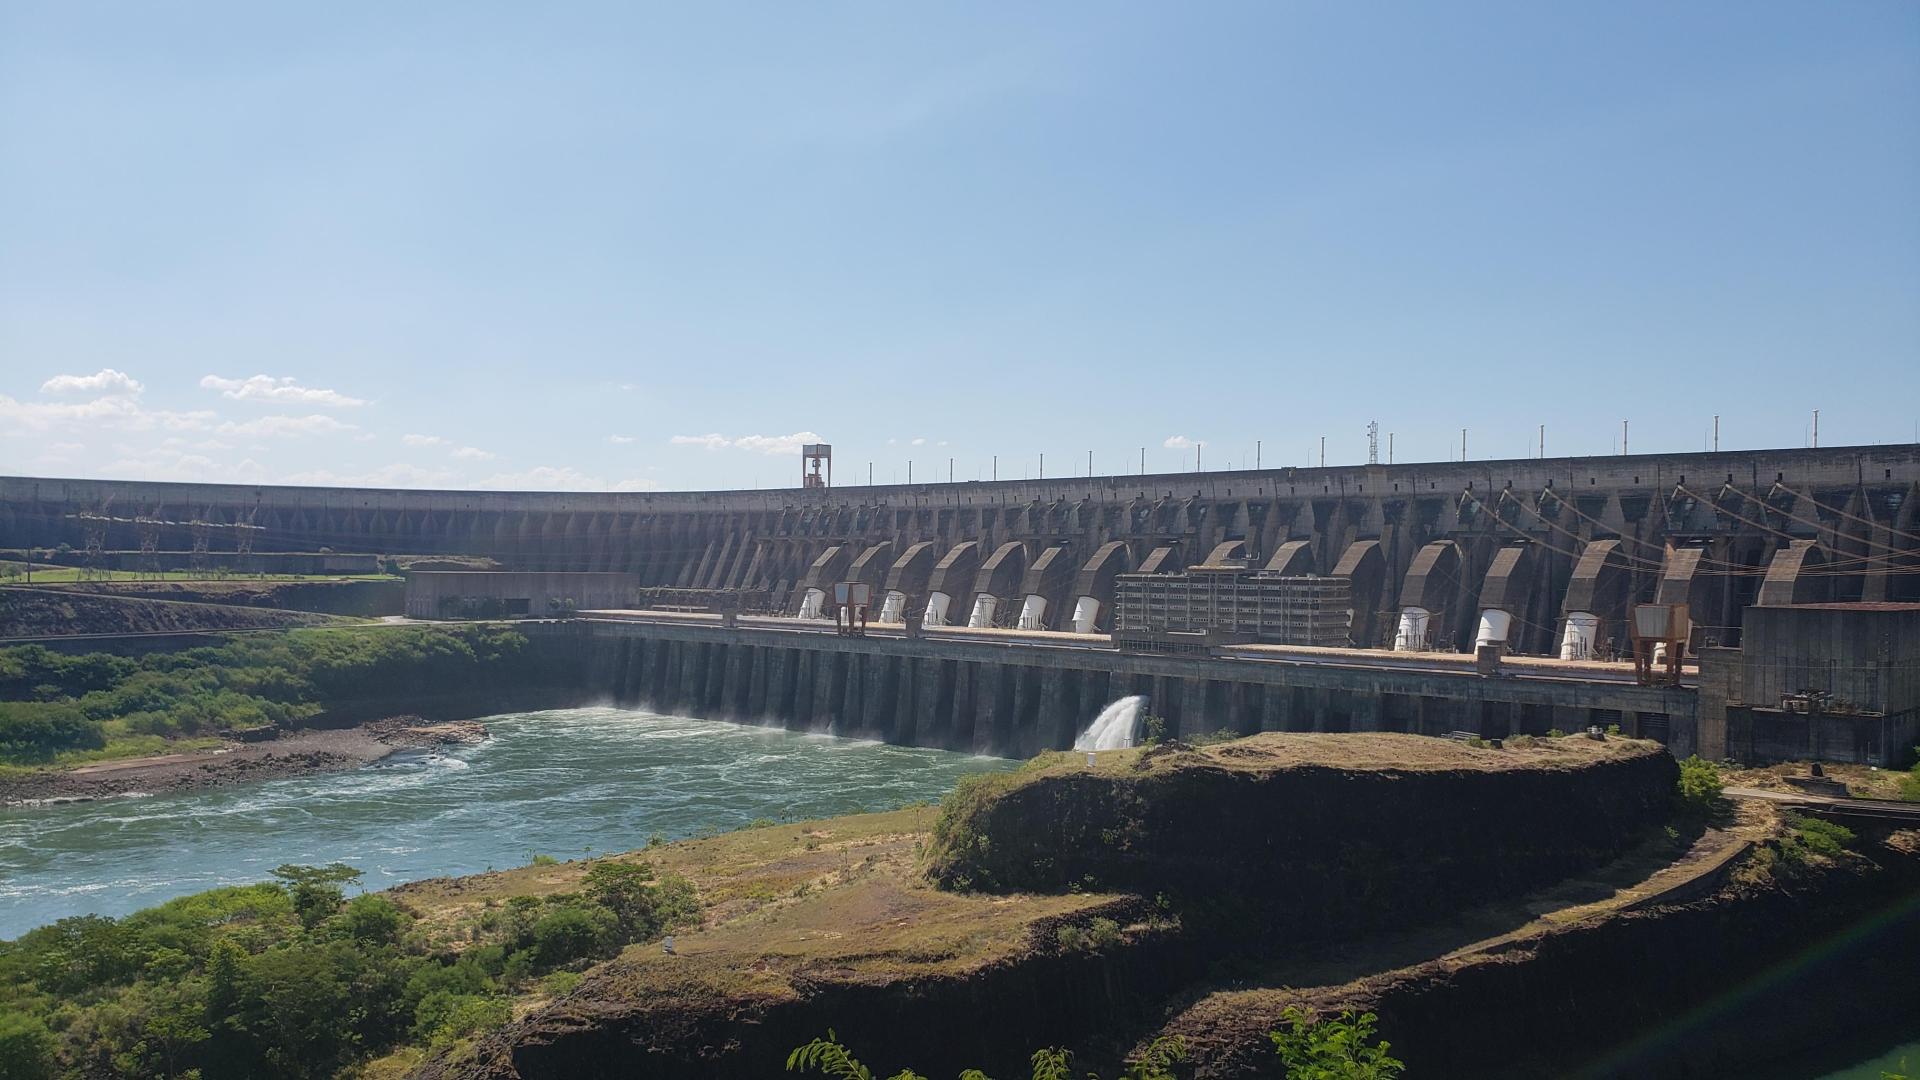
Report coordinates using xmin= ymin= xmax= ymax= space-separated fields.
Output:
xmin=0 ymin=707 xmax=1018 ymax=940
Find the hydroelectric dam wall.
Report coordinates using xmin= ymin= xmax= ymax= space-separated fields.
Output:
xmin=6 ymin=444 xmax=1917 ymax=660
xmin=557 ymin=619 xmax=1698 ymax=758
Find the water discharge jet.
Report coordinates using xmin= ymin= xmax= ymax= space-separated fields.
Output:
xmin=1074 ymin=694 xmax=1147 ymax=751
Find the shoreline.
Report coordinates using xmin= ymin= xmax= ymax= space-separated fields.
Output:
xmin=0 ymin=717 xmax=490 ymax=807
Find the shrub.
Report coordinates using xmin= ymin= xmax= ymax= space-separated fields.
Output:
xmin=1786 ymin=813 xmax=1856 ymax=858
xmin=412 ymin=990 xmax=511 ymax=1047
xmin=528 ymin=902 xmax=619 ymax=967
xmin=336 ymin=894 xmax=408 ymax=945
xmin=0 ymin=701 xmax=104 ymax=760
xmin=1269 ymin=1006 xmax=1405 ymax=1079
xmin=1054 ymin=917 xmax=1121 ymax=953
xmin=1676 ymin=756 xmax=1724 ymax=816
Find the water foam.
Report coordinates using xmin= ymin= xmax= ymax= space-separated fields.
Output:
xmin=1074 ymin=695 xmax=1147 ymax=751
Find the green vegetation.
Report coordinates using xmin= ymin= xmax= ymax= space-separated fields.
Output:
xmin=0 ymin=859 xmax=697 ymax=1079
xmin=1140 ymin=713 xmax=1168 ymax=746
xmin=1782 ymin=813 xmax=1856 ymax=860
xmin=788 ymin=1012 xmax=1403 ymax=1080
xmin=787 ymin=1032 xmax=1188 ymax=1080
xmin=1269 ymin=1007 xmax=1405 ymax=1079
xmin=1053 ymin=917 xmax=1121 ymax=953
xmin=0 ymin=625 xmax=535 ymax=767
xmin=1899 ymin=747 xmax=1920 ymax=803
xmin=1675 ymin=755 xmax=1724 ymax=817
xmin=1744 ymin=812 xmax=1860 ymax=883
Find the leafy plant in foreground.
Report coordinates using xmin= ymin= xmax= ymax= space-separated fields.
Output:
xmin=1675 ymin=755 xmax=1724 ymax=817
xmin=1269 ymin=1006 xmax=1405 ymax=1079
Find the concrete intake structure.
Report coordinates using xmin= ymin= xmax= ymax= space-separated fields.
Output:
xmin=6 ymin=444 xmax=1919 ymax=657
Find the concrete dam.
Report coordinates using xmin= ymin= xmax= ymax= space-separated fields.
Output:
xmin=7 ymin=445 xmax=1920 ymax=768
xmin=8 ymin=444 xmax=1917 ymax=655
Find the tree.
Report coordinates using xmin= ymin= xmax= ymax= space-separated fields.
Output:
xmin=336 ymin=894 xmax=407 ymax=945
xmin=271 ymin=863 xmax=363 ymax=928
xmin=0 ymin=1013 xmax=55 ymax=1080
xmin=583 ymin=861 xmax=663 ymax=940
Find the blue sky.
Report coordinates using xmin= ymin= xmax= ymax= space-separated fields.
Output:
xmin=2 ymin=2 xmax=1916 ymax=491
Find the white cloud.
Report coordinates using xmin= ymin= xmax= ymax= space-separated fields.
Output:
xmin=733 ymin=431 xmax=822 ymax=456
xmin=41 ymin=369 xmax=144 ymax=396
xmin=608 ymin=434 xmax=635 ymax=444
xmin=100 ymin=449 xmax=270 ymax=484
xmin=450 ymin=445 xmax=495 ymax=461
xmin=480 ymin=465 xmax=660 ymax=491
xmin=402 ymin=433 xmax=448 ymax=447
xmin=0 ymin=393 xmax=213 ymax=433
xmin=218 ymin=414 xmax=356 ymax=438
xmin=1164 ymin=435 xmax=1196 ymax=450
xmin=670 ymin=431 xmax=823 ymax=456
xmin=279 ymin=463 xmax=462 ymax=489
xmin=200 ymin=374 xmax=367 ymax=408
xmin=911 ymin=436 xmax=927 ymax=446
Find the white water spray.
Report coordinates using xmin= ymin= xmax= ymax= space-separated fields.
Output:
xmin=1074 ymin=695 xmax=1147 ymax=751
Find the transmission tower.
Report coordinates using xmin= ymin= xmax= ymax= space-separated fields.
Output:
xmin=136 ymin=507 xmax=162 ymax=579
xmin=1367 ymin=421 xmax=1380 ymax=465
xmin=189 ymin=506 xmax=213 ymax=577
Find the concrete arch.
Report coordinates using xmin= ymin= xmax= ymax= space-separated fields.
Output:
xmin=1068 ymin=541 xmax=1134 ymax=634
xmin=1396 ymin=541 xmax=1463 ymax=650
xmin=1331 ymin=540 xmax=1386 ymax=648
xmin=923 ymin=541 xmax=983 ymax=627
xmin=1015 ymin=542 xmax=1077 ymax=630
xmin=1136 ymin=543 xmax=1183 ymax=574
xmin=1475 ymin=543 xmax=1544 ymax=654
xmin=1561 ymin=539 xmax=1631 ymax=659
xmin=1264 ymin=539 xmax=1315 ymax=575
xmin=1757 ymin=539 xmax=1832 ymax=607
xmin=876 ymin=541 xmax=941 ymax=623
xmin=794 ymin=542 xmax=859 ymax=617
xmin=1197 ymin=539 xmax=1249 ymax=568
xmin=965 ymin=541 xmax=1030 ymax=628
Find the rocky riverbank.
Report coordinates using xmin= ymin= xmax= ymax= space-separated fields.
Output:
xmin=0 ymin=717 xmax=489 ymax=806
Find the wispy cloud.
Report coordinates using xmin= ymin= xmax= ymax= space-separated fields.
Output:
xmin=481 ymin=465 xmax=660 ymax=491
xmin=673 ymin=431 xmax=825 ymax=455
xmin=402 ymin=433 xmax=448 ymax=447
xmin=200 ymin=374 xmax=367 ymax=408
xmin=450 ymin=445 xmax=495 ymax=461
xmin=608 ymin=434 xmax=635 ymax=445
xmin=0 ymin=393 xmax=212 ymax=433
xmin=218 ymin=414 xmax=356 ymax=438
xmin=41 ymin=369 xmax=144 ymax=396
xmin=280 ymin=463 xmax=462 ymax=489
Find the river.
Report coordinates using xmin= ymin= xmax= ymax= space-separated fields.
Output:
xmin=0 ymin=706 xmax=1018 ymax=940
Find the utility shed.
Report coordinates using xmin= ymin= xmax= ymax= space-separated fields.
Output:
xmin=404 ymin=571 xmax=637 ymax=620
xmin=1718 ymin=603 xmax=1920 ymax=766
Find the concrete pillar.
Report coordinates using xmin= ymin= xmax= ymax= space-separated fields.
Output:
xmin=1351 ymin=692 xmax=1384 ymax=733
xmin=949 ymin=660 xmax=976 ymax=750
xmin=1259 ymin=686 xmax=1291 ymax=732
